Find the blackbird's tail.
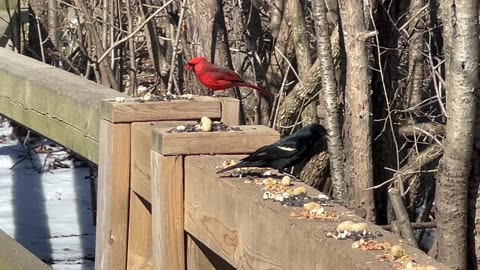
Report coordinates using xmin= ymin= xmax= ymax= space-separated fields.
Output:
xmin=237 ymin=83 xmax=273 ymax=97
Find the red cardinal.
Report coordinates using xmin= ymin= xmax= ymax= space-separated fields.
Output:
xmin=185 ymin=57 xmax=272 ymax=97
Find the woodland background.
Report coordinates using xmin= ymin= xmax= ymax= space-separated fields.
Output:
xmin=4 ymin=0 xmax=480 ymax=269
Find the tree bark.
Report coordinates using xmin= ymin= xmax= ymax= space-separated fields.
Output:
xmin=74 ymin=0 xmax=119 ymax=90
xmin=406 ymin=0 xmax=426 ymax=112
xmin=48 ymin=0 xmax=59 ymax=48
xmin=276 ymin=27 xmax=339 ymax=134
xmin=388 ymin=188 xmax=418 ymax=248
xmin=300 ymin=151 xmax=330 ymax=190
xmin=190 ymin=0 xmax=245 ymax=122
xmin=287 ymin=0 xmax=317 ymax=126
xmin=193 ymin=0 xmax=231 ymax=66
xmin=435 ymin=0 xmax=479 ymax=269
xmin=140 ymin=0 xmax=169 ymax=81
xmin=338 ymin=0 xmax=375 ymax=221
xmin=471 ymin=150 xmax=480 ymax=268
xmin=269 ymin=0 xmax=285 ymax=40
xmin=312 ymin=0 xmax=345 ymax=203
xmin=266 ymin=16 xmax=295 ymax=95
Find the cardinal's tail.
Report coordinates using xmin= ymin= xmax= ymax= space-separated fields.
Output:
xmin=216 ymin=161 xmax=250 ymax=174
xmin=237 ymin=83 xmax=273 ymax=97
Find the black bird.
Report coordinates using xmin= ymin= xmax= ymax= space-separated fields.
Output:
xmin=217 ymin=123 xmax=327 ymax=174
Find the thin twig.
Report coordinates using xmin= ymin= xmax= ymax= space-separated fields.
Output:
xmin=167 ymin=0 xmax=188 ymax=94
xmin=97 ymin=0 xmax=175 ymax=63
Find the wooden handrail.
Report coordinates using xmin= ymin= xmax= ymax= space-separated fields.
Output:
xmin=182 ymin=155 xmax=450 ymax=270
xmin=0 ymin=229 xmax=51 ymax=270
xmin=0 ymin=47 xmax=128 ymax=163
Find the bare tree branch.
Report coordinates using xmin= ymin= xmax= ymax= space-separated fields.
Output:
xmin=388 ymin=187 xmax=419 ymax=247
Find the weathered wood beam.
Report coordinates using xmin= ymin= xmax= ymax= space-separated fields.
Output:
xmin=96 ymin=120 xmax=131 ymax=270
xmin=152 ymin=125 xmax=280 ymax=155
xmin=101 ymin=96 xmax=222 ymax=123
xmin=151 ymin=152 xmax=185 ymax=270
xmin=0 ymin=48 xmax=128 ymax=163
xmin=127 ymin=190 xmax=153 ymax=270
xmin=0 ymin=229 xmax=51 ymax=270
xmin=131 ymin=121 xmax=196 ymax=202
xmin=149 ymin=125 xmax=279 ymax=270
xmin=183 ymin=155 xmax=450 ymax=270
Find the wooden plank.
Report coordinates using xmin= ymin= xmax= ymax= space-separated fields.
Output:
xmin=0 ymin=229 xmax=51 ymax=270
xmin=127 ymin=190 xmax=153 ymax=270
xmin=101 ymin=96 xmax=222 ymax=123
xmin=131 ymin=121 xmax=195 ymax=202
xmin=96 ymin=120 xmax=131 ymax=270
xmin=152 ymin=125 xmax=280 ymax=155
xmin=184 ymin=155 xmax=451 ymax=270
xmin=186 ymin=234 xmax=235 ymax=270
xmin=0 ymin=47 xmax=128 ymax=138
xmin=187 ymin=234 xmax=215 ymax=270
xmin=217 ymin=97 xmax=240 ymax=126
xmin=0 ymin=47 xmax=128 ymax=164
xmin=0 ymin=97 xmax=99 ymax=163
xmin=151 ymin=152 xmax=185 ymax=270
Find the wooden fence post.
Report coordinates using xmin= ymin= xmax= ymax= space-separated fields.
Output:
xmin=96 ymin=120 xmax=131 ymax=270
xmin=127 ymin=190 xmax=153 ymax=270
xmin=151 ymin=152 xmax=185 ymax=270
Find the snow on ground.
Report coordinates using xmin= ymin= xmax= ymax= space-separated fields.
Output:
xmin=0 ymin=121 xmax=95 ymax=270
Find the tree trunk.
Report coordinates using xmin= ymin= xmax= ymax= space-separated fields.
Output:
xmin=140 ymin=0 xmax=169 ymax=88
xmin=266 ymin=15 xmax=294 ymax=95
xmin=276 ymin=27 xmax=340 ymax=135
xmin=230 ymin=0 xmax=271 ymax=125
xmin=287 ymin=0 xmax=317 ymax=127
xmin=471 ymin=150 xmax=480 ymax=268
xmin=312 ymin=0 xmax=345 ymax=203
xmin=269 ymin=0 xmax=285 ymax=40
xmin=190 ymin=0 xmax=245 ymax=122
xmin=406 ymin=0 xmax=426 ymax=112
xmin=48 ymin=0 xmax=59 ymax=49
xmin=435 ymin=0 xmax=479 ymax=269
xmin=74 ymin=0 xmax=119 ymax=90
xmin=192 ymin=0 xmax=231 ymax=66
xmin=338 ymin=0 xmax=375 ymax=221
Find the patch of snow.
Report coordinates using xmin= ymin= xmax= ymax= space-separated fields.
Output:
xmin=0 ymin=121 xmax=95 ymax=269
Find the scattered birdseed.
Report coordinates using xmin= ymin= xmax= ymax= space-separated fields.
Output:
xmin=336 ymin=220 xmax=355 ymax=232
xmin=115 ymin=97 xmax=126 ymax=103
xmin=168 ymin=119 xmax=242 ymax=133
xmin=351 ymin=222 xmax=369 ymax=233
xmin=377 ymin=244 xmax=437 ymax=270
xmin=281 ymin=175 xmax=292 ymax=186
xmin=200 ymin=116 xmax=213 ymax=132
xmin=326 ymin=229 xmax=378 ymax=241
xmin=290 ymin=209 xmax=338 ymax=221
xmin=134 ymin=93 xmax=194 ymax=102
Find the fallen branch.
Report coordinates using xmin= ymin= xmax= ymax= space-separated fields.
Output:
xmin=275 ymin=26 xmax=339 ymax=135
xmin=381 ymin=221 xmax=436 ymax=231
xmin=366 ymin=144 xmax=443 ymax=190
xmin=398 ymin=122 xmax=446 ymax=138
xmin=388 ymin=187 xmax=419 ymax=248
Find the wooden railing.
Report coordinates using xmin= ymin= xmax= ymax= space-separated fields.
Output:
xmin=0 ymin=229 xmax=50 ymax=270
xmin=0 ymin=47 xmax=451 ymax=270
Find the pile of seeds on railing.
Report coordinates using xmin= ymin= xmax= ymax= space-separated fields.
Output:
xmin=245 ymin=176 xmax=339 ymax=221
xmin=135 ymin=93 xmax=194 ymax=102
xmin=168 ymin=116 xmax=242 ymax=133
xmin=325 ymin=220 xmax=382 ymax=241
xmin=217 ymin=162 xmax=438 ymax=270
